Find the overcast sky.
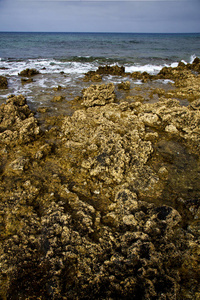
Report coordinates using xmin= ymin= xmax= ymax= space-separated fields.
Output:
xmin=0 ymin=0 xmax=199 ymax=33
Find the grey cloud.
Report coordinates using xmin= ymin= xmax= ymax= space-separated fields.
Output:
xmin=0 ymin=0 xmax=199 ymax=32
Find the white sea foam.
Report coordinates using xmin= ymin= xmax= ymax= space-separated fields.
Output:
xmin=1 ymin=57 xmax=196 ymax=78
xmin=125 ymin=64 xmax=164 ymax=75
xmin=190 ymin=54 xmax=196 ymax=64
xmin=170 ymin=62 xmax=178 ymax=68
xmin=181 ymin=60 xmax=187 ymax=65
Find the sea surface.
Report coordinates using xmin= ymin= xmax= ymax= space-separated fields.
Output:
xmin=0 ymin=32 xmax=200 ymax=114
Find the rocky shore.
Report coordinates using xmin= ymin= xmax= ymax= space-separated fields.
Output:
xmin=0 ymin=61 xmax=200 ymax=299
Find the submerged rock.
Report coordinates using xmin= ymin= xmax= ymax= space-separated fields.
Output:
xmin=0 ymin=75 xmax=8 ymax=89
xmin=21 ymin=77 xmax=33 ymax=84
xmin=51 ymin=95 xmax=65 ymax=102
xmin=118 ymin=81 xmax=130 ymax=90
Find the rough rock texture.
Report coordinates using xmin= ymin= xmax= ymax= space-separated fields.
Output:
xmin=0 ymin=69 xmax=200 ymax=299
xmin=0 ymin=95 xmax=40 ymax=146
xmin=81 ymin=83 xmax=116 ymax=107
xmin=0 ymin=76 xmax=8 ymax=89
xmin=18 ymin=68 xmax=40 ymax=77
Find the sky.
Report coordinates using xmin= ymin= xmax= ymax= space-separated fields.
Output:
xmin=0 ymin=0 xmax=199 ymax=33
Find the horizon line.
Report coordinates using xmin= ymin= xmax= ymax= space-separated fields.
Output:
xmin=0 ymin=31 xmax=200 ymax=34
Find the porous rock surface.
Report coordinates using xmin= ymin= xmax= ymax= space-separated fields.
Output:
xmin=81 ymin=83 xmax=116 ymax=107
xmin=0 ymin=95 xmax=40 ymax=146
xmin=0 ymin=70 xmax=200 ymax=299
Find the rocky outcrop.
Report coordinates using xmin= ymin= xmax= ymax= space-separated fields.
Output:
xmin=0 ymin=75 xmax=8 ymax=89
xmin=131 ymin=71 xmax=153 ymax=82
xmin=18 ymin=68 xmax=40 ymax=76
xmin=96 ymin=64 xmax=125 ymax=75
xmin=0 ymin=95 xmax=40 ymax=145
xmin=0 ymin=74 xmax=200 ymax=299
xmin=83 ymin=65 xmax=125 ymax=82
xmin=81 ymin=83 xmax=116 ymax=107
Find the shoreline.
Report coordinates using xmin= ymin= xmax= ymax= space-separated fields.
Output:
xmin=0 ymin=61 xmax=200 ymax=299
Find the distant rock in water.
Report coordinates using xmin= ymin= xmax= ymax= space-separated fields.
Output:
xmin=21 ymin=78 xmax=34 ymax=84
xmin=96 ymin=64 xmax=125 ymax=75
xmin=18 ymin=68 xmax=40 ymax=77
xmin=0 ymin=75 xmax=8 ymax=89
xmin=83 ymin=65 xmax=126 ymax=82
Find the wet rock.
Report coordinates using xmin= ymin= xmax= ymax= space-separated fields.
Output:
xmin=53 ymin=85 xmax=62 ymax=91
xmin=51 ymin=95 xmax=65 ymax=102
xmin=190 ymin=57 xmax=200 ymax=73
xmin=0 ymin=75 xmax=8 ymax=89
xmin=18 ymin=68 xmax=40 ymax=76
xmin=21 ymin=77 xmax=33 ymax=84
xmin=37 ymin=106 xmax=49 ymax=113
xmin=83 ymin=71 xmax=102 ymax=82
xmin=96 ymin=64 xmax=125 ymax=76
xmin=118 ymin=81 xmax=130 ymax=90
xmin=131 ymin=71 xmax=153 ymax=82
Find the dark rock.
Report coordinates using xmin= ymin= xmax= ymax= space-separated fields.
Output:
xmin=21 ymin=78 xmax=33 ymax=84
xmin=53 ymin=85 xmax=62 ymax=91
xmin=192 ymin=57 xmax=200 ymax=65
xmin=118 ymin=81 xmax=130 ymax=90
xmin=0 ymin=75 xmax=8 ymax=89
xmin=96 ymin=65 xmax=125 ymax=76
xmin=18 ymin=68 xmax=40 ymax=77
xmin=83 ymin=71 xmax=102 ymax=82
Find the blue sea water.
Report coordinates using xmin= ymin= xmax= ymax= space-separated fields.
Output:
xmin=0 ymin=32 xmax=200 ymax=111
xmin=1 ymin=32 xmax=200 ymax=72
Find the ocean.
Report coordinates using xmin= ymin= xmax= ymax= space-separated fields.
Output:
xmin=0 ymin=32 xmax=200 ymax=113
